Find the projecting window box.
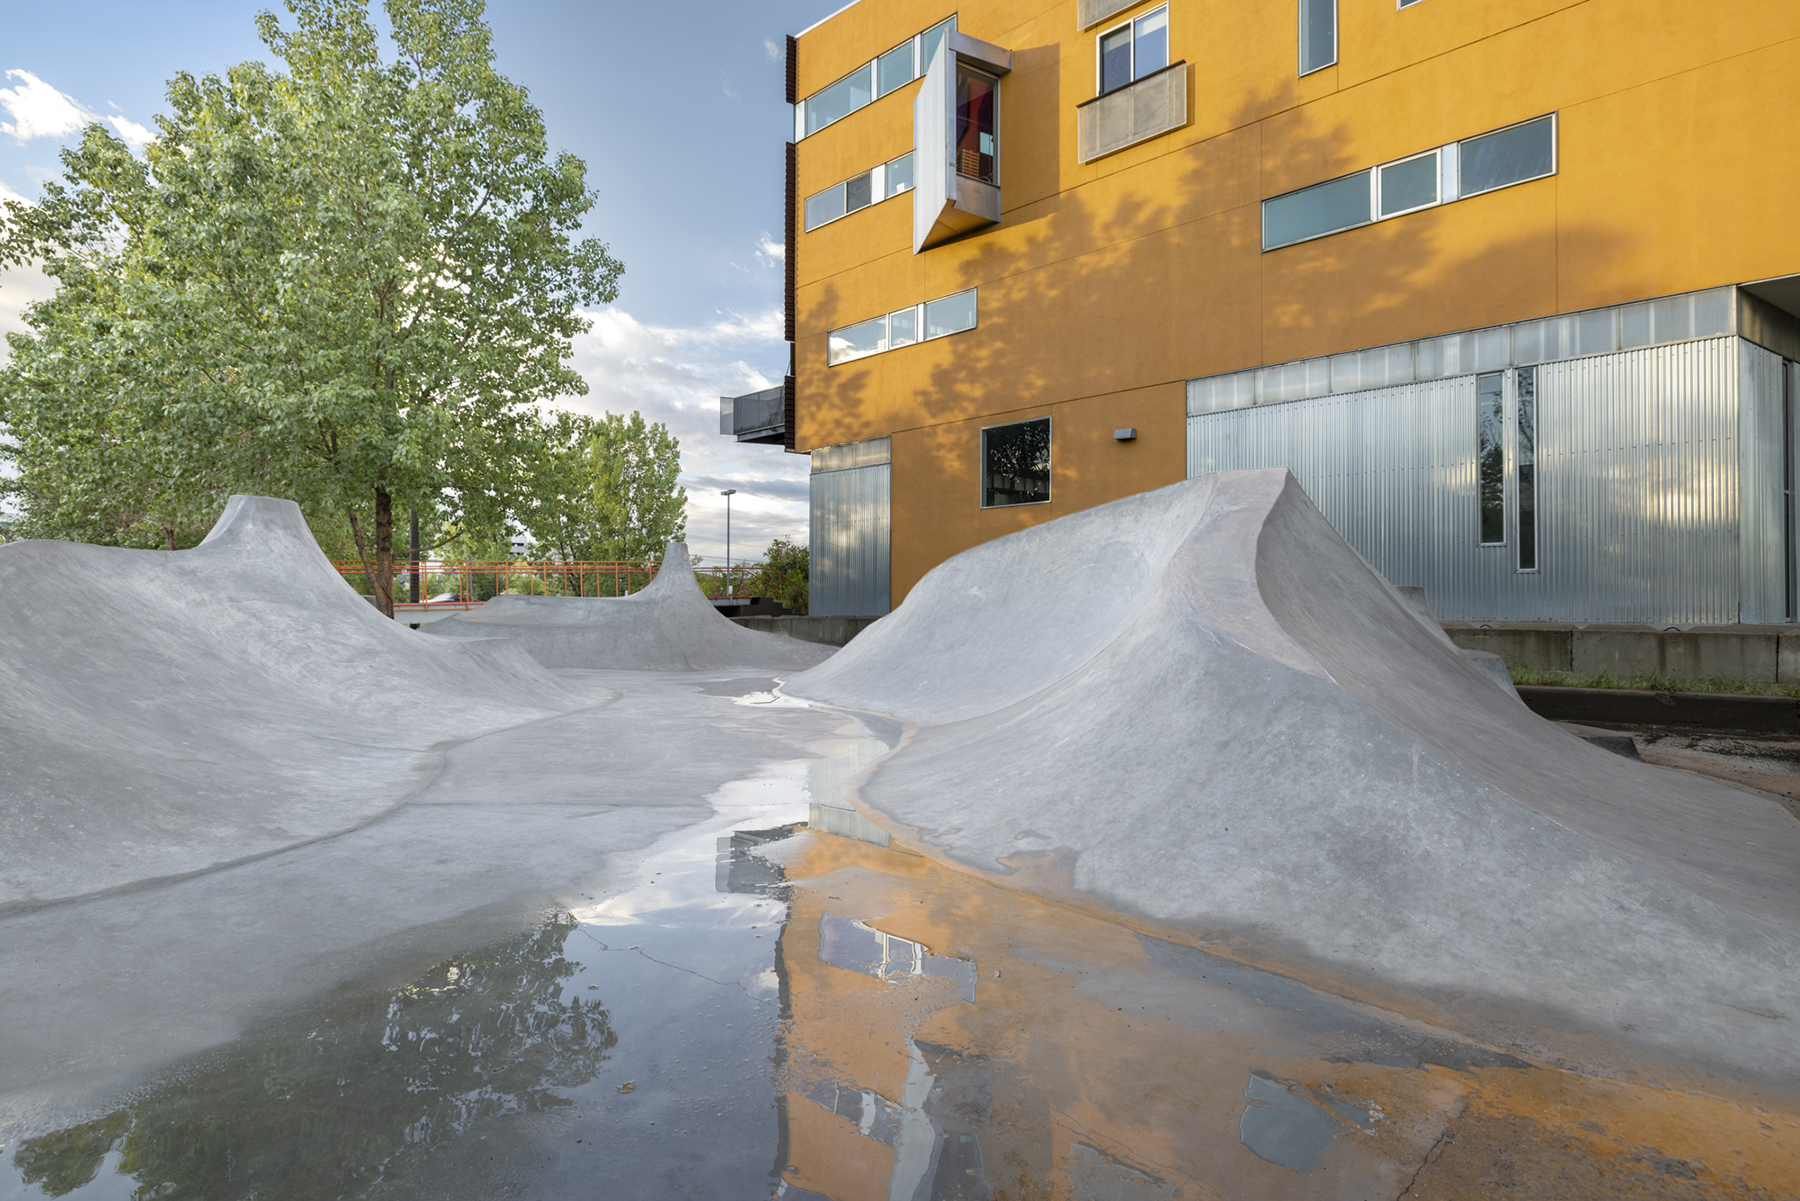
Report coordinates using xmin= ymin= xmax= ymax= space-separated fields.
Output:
xmin=1261 ymin=113 xmax=1557 ymax=251
xmin=827 ymin=289 xmax=977 ymax=366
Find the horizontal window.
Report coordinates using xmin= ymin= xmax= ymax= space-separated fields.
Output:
xmin=1459 ymin=115 xmax=1555 ymax=198
xmin=1097 ymin=5 xmax=1168 ymax=95
xmin=798 ymin=16 xmax=955 ymax=139
xmin=803 ymin=151 xmax=915 ymax=232
xmin=1262 ymin=114 xmax=1556 ymax=251
xmin=1263 ymin=170 xmax=1371 ymax=250
xmin=827 ymin=288 xmax=977 ymax=366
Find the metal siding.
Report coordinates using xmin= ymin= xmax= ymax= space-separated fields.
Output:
xmin=810 ymin=463 xmax=892 ymax=616
xmin=1739 ymin=341 xmax=1787 ymax=622
xmin=1187 ymin=337 xmax=1745 ymax=624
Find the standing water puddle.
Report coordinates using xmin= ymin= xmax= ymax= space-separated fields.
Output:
xmin=5 ymin=706 xmax=1799 ymax=1200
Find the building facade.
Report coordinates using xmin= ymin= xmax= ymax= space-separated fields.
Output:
xmin=722 ymin=0 xmax=1800 ymax=622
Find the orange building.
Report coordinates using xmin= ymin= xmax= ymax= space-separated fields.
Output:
xmin=719 ymin=0 xmax=1800 ymax=624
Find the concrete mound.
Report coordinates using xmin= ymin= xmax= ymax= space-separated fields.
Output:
xmin=0 ymin=496 xmax=590 ymax=911
xmin=785 ymin=469 xmax=1800 ymax=1080
xmin=422 ymin=541 xmax=835 ymax=672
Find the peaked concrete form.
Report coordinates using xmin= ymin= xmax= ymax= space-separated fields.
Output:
xmin=785 ymin=469 xmax=1800 ymax=1080
xmin=0 ymin=496 xmax=589 ymax=912
xmin=422 ymin=541 xmax=835 ymax=672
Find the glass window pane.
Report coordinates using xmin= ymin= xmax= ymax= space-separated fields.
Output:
xmin=983 ymin=418 xmax=1051 ymax=507
xmin=828 ymin=314 xmax=888 ymax=366
xmin=1516 ymin=368 xmax=1536 ymax=570
xmin=845 ymin=170 xmax=873 ymax=213
xmin=1262 ymin=170 xmax=1371 ymax=249
xmin=1299 ymin=0 xmax=1336 ymax=74
xmin=804 ymin=67 xmax=873 ymax=136
xmin=886 ymin=152 xmax=914 ymax=196
xmin=955 ymin=69 xmax=998 ymax=182
xmin=1133 ymin=7 xmax=1169 ymax=78
xmin=1099 ymin=26 xmax=1133 ymax=93
xmin=1477 ymin=372 xmax=1505 ymax=544
xmin=889 ymin=306 xmax=918 ymax=348
xmin=1459 ymin=115 xmax=1555 ymax=197
xmin=1378 ymin=152 xmax=1438 ymax=216
xmin=876 ymin=42 xmax=915 ymax=97
xmin=924 ymin=289 xmax=977 ymax=338
xmin=804 ymin=183 xmax=847 ymax=231
xmin=919 ymin=18 xmax=955 ymax=75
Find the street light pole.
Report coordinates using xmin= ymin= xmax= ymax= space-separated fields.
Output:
xmin=720 ymin=489 xmax=737 ymax=598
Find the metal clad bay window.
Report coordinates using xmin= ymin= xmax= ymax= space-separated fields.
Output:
xmin=1460 ymin=115 xmax=1556 ymax=198
xmin=1263 ymin=171 xmax=1371 ymax=250
xmin=1299 ymin=0 xmax=1337 ymax=75
xmin=1098 ymin=6 xmax=1168 ymax=94
xmin=804 ymin=152 xmax=915 ymax=232
xmin=1477 ymin=372 xmax=1505 ymax=545
xmin=983 ymin=418 xmax=1051 ymax=507
xmin=828 ymin=289 xmax=977 ymax=365
xmin=1516 ymin=367 xmax=1538 ymax=571
xmin=800 ymin=17 xmax=954 ymax=139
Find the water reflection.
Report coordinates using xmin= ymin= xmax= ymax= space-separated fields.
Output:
xmin=817 ymin=916 xmax=977 ymax=1002
xmin=12 ymin=915 xmax=613 ymax=1198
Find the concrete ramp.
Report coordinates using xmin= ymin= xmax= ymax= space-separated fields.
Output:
xmin=422 ymin=541 xmax=834 ymax=672
xmin=785 ymin=469 xmax=1800 ymax=1080
xmin=0 ymin=496 xmax=589 ymax=911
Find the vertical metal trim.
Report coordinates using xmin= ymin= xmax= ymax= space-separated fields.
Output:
xmin=783 ymin=376 xmax=797 ymax=454
xmin=785 ymin=35 xmax=798 ymax=105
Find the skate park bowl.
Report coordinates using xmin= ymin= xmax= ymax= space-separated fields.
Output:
xmin=421 ymin=540 xmax=835 ymax=672
xmin=784 ymin=467 xmax=1800 ymax=1084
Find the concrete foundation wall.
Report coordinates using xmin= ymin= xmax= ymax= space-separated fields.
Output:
xmin=731 ymin=614 xmax=882 ymax=647
xmin=1444 ymin=622 xmax=1800 ymax=684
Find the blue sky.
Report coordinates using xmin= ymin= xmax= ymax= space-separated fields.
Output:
xmin=0 ymin=0 xmax=848 ymax=561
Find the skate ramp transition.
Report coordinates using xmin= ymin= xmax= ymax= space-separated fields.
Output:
xmin=421 ymin=541 xmax=834 ymax=672
xmin=0 ymin=496 xmax=590 ymax=912
xmin=785 ymin=468 xmax=1800 ymax=1080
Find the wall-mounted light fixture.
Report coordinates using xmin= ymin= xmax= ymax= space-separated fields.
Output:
xmin=1113 ymin=428 xmax=1138 ymax=441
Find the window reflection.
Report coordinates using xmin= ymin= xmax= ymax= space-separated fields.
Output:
xmin=983 ymin=417 xmax=1051 ymax=507
xmin=956 ymin=68 xmax=997 ymax=183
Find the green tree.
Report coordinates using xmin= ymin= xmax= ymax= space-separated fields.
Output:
xmin=0 ymin=0 xmax=622 ymax=613
xmin=752 ymin=537 xmax=809 ymax=614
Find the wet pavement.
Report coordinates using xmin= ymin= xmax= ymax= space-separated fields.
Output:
xmin=4 ymin=696 xmax=1800 ymax=1199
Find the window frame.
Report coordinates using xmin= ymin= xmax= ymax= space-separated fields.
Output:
xmin=1261 ymin=168 xmax=1373 ymax=251
xmin=979 ymin=416 xmax=1053 ymax=509
xmin=1298 ymin=0 xmax=1337 ymax=77
xmin=803 ymin=151 xmax=917 ymax=233
xmin=826 ymin=288 xmax=978 ymax=367
xmin=1376 ymin=148 xmax=1441 ymax=219
xmin=1095 ymin=4 xmax=1170 ymax=97
xmin=1458 ymin=113 xmax=1558 ymax=201
xmin=796 ymin=15 xmax=957 ymax=141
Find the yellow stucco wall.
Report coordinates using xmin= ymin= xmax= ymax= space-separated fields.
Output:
xmin=793 ymin=0 xmax=1800 ymax=605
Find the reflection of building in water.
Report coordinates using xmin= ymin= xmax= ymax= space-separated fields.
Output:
xmin=818 ymin=915 xmax=978 ymax=1001
xmin=716 ymin=823 xmax=802 ymax=895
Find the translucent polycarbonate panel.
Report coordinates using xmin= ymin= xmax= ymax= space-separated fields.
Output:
xmin=1738 ymin=341 xmax=1790 ymax=623
xmin=804 ymin=183 xmax=846 ymax=231
xmin=804 ymin=66 xmax=873 ymax=136
xmin=924 ymin=289 xmax=977 ymax=338
xmin=1099 ymin=24 xmax=1132 ymax=93
xmin=1460 ymin=115 xmax=1555 ymax=197
xmin=886 ymin=152 xmax=914 ymax=196
xmin=889 ymin=305 xmax=919 ymax=348
xmin=810 ymin=459 xmax=891 ymax=616
xmin=1299 ymin=0 xmax=1336 ymax=74
xmin=1187 ymin=338 xmax=1746 ymax=625
xmin=1262 ymin=171 xmax=1370 ymax=249
xmin=876 ymin=41 xmax=915 ymax=97
xmin=1477 ymin=372 xmax=1506 ymax=545
xmin=845 ymin=170 xmax=873 ymax=214
xmin=1134 ymin=7 xmax=1169 ymax=77
xmin=1516 ymin=368 xmax=1537 ymax=571
xmin=810 ymin=436 xmax=892 ymax=474
xmin=827 ymin=315 xmax=887 ymax=366
xmin=1379 ymin=152 xmax=1439 ymax=216
xmin=983 ymin=418 xmax=1051 ymax=507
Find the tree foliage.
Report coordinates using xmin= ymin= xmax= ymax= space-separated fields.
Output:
xmin=752 ymin=538 xmax=809 ymax=615
xmin=0 ymin=0 xmax=623 ymax=609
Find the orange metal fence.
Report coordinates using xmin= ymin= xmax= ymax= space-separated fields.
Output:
xmin=332 ymin=559 xmax=767 ymax=602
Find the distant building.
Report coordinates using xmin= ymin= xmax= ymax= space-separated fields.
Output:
xmin=722 ymin=0 xmax=1800 ymax=624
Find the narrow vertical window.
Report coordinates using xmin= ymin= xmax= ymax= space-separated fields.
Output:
xmin=955 ymin=68 xmax=998 ymax=183
xmin=1516 ymin=368 xmax=1537 ymax=570
xmin=982 ymin=418 xmax=1051 ymax=507
xmin=1477 ymin=371 xmax=1505 ymax=544
xmin=1299 ymin=0 xmax=1337 ymax=75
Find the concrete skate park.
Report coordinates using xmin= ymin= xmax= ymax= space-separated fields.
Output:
xmin=2 ymin=476 xmax=1798 ymax=1200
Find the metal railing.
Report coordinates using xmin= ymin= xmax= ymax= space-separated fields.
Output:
xmin=333 ymin=559 xmax=768 ymax=604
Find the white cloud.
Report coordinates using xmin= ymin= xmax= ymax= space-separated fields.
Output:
xmin=753 ymin=233 xmax=784 ymax=267
xmin=556 ymin=304 xmax=808 ymax=562
xmin=0 ymin=70 xmax=93 ymax=143
xmin=763 ymin=38 xmax=782 ymax=63
xmin=0 ymin=260 xmax=57 ymax=367
xmin=106 ymin=111 xmax=153 ymax=150
xmin=0 ymin=178 xmax=30 ymax=207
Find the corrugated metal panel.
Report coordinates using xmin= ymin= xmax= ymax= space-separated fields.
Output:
xmin=810 ymin=463 xmax=891 ymax=616
xmin=1188 ymin=337 xmax=1746 ymax=625
xmin=1739 ymin=342 xmax=1787 ymax=623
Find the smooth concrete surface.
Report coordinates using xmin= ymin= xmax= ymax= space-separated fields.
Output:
xmin=1446 ymin=621 xmax=1800 ymax=683
xmin=423 ymin=542 xmax=835 ymax=671
xmin=784 ymin=468 xmax=1800 ymax=1083
xmin=0 ymin=496 xmax=591 ymax=911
